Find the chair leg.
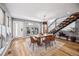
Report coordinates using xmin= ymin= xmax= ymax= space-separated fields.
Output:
xmin=53 ymin=41 xmax=56 ymax=48
xmin=45 ymin=43 xmax=47 ymax=50
xmin=54 ymin=40 xmax=56 ymax=45
xmin=32 ymin=44 xmax=34 ymax=51
xmin=51 ymin=41 xmax=53 ymax=46
xmin=48 ymin=42 xmax=51 ymax=48
xmin=29 ymin=42 xmax=32 ymax=47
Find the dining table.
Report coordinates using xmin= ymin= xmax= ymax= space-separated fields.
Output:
xmin=34 ymin=34 xmax=53 ymax=46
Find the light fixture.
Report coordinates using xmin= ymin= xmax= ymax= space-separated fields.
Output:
xmin=43 ymin=15 xmax=47 ymax=22
xmin=28 ymin=22 xmax=33 ymax=25
xmin=67 ymin=12 xmax=70 ymax=14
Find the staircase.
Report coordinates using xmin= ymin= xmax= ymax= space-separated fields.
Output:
xmin=49 ymin=12 xmax=79 ymax=34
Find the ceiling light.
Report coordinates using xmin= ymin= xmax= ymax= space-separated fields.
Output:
xmin=28 ymin=22 xmax=33 ymax=25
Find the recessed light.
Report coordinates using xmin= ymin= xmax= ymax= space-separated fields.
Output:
xmin=67 ymin=12 xmax=71 ymax=15
xmin=28 ymin=22 xmax=33 ymax=25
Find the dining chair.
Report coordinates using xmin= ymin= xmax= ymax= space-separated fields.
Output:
xmin=42 ymin=36 xmax=51 ymax=50
xmin=43 ymin=35 xmax=56 ymax=49
xmin=48 ymin=35 xmax=56 ymax=46
xmin=30 ymin=36 xmax=37 ymax=50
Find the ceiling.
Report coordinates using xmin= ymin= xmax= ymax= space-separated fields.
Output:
xmin=5 ymin=3 xmax=79 ymax=22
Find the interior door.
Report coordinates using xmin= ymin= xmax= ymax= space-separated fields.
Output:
xmin=13 ymin=21 xmax=24 ymax=38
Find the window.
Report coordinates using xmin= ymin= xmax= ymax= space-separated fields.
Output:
xmin=25 ymin=21 xmax=40 ymax=36
xmin=0 ymin=8 xmax=4 ymax=25
xmin=0 ymin=8 xmax=5 ymax=49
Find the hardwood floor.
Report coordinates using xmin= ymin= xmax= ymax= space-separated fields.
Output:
xmin=4 ymin=37 xmax=79 ymax=56
xmin=5 ymin=37 xmax=29 ymax=56
xmin=56 ymin=39 xmax=79 ymax=56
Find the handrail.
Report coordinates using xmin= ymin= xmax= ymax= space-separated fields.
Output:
xmin=48 ymin=12 xmax=79 ymax=34
xmin=48 ymin=19 xmax=56 ymax=28
xmin=48 ymin=15 xmax=69 ymax=32
xmin=48 ymin=15 xmax=70 ymax=28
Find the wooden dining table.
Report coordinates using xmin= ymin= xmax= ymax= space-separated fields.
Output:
xmin=34 ymin=34 xmax=53 ymax=46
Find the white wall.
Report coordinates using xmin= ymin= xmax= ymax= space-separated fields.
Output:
xmin=13 ymin=18 xmax=42 ymax=37
xmin=61 ymin=22 xmax=75 ymax=31
xmin=75 ymin=19 xmax=79 ymax=35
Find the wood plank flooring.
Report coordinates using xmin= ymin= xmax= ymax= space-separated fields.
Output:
xmin=4 ymin=37 xmax=79 ymax=56
xmin=5 ymin=37 xmax=29 ymax=56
